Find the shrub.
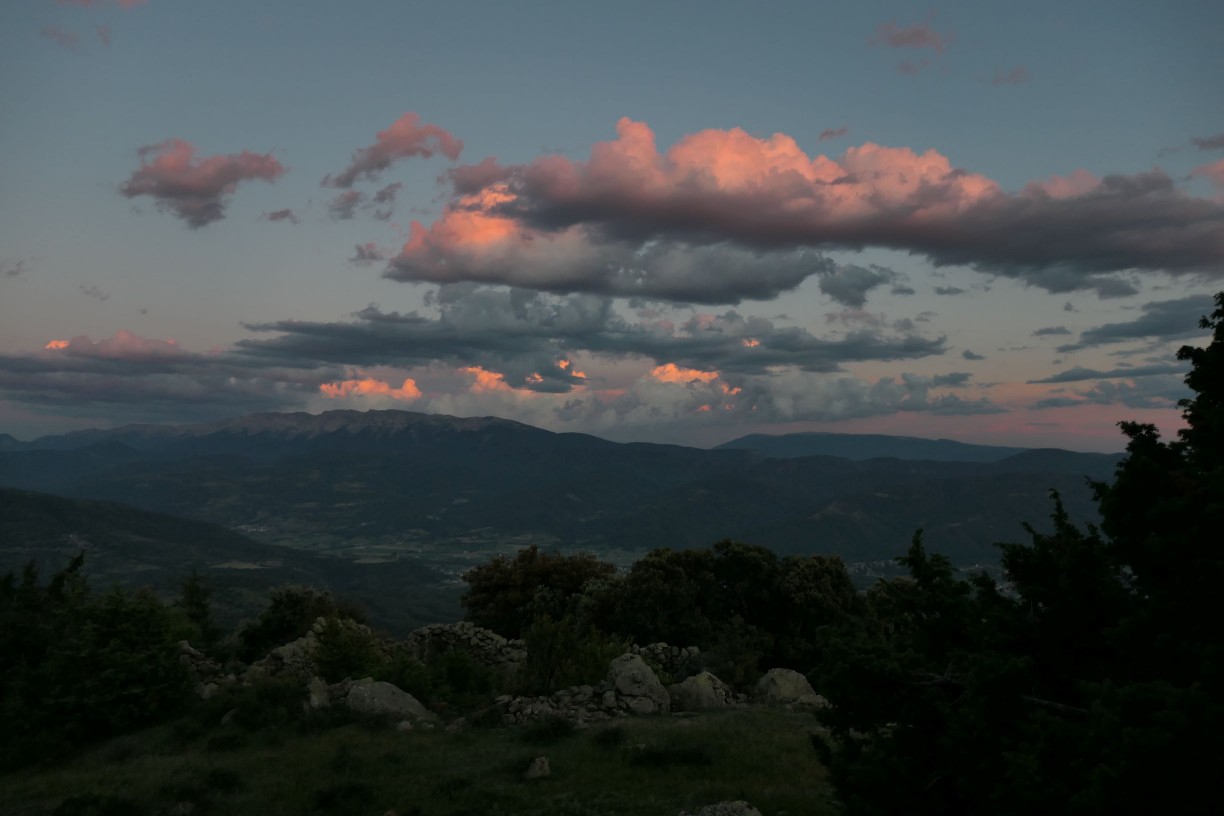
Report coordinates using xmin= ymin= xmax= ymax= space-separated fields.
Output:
xmin=520 ymin=714 xmax=576 ymax=745
xmin=313 ymin=616 xmax=386 ymax=682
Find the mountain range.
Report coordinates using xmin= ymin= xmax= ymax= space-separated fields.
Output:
xmin=0 ymin=410 xmax=1122 ymax=580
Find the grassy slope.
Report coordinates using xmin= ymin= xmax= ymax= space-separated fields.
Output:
xmin=0 ymin=709 xmax=837 ymax=816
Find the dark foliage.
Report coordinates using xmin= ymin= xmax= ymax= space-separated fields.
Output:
xmin=820 ymin=292 xmax=1224 ymax=814
xmin=236 ymin=585 xmax=366 ymax=662
xmin=461 ymin=544 xmax=615 ymax=638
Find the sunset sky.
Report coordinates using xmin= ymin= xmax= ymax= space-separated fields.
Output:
xmin=1 ymin=0 xmax=1222 ymax=450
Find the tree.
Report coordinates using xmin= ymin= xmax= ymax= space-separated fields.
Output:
xmin=821 ymin=292 xmax=1224 ymax=814
xmin=460 ymin=545 xmax=615 ymax=638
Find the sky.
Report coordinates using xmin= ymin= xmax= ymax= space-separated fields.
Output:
xmin=1 ymin=0 xmax=1222 ymax=450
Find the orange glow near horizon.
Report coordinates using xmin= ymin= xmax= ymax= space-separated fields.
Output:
xmin=45 ymin=340 xmax=69 ymax=350
xmin=461 ymin=365 xmax=513 ymax=393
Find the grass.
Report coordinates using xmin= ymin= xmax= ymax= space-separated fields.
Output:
xmin=0 ymin=708 xmax=840 ymax=816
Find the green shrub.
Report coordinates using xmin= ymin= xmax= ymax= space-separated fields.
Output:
xmin=521 ymin=714 xmax=576 ymax=745
xmin=313 ymin=616 xmax=386 ymax=682
xmin=521 ymin=614 xmax=627 ymax=694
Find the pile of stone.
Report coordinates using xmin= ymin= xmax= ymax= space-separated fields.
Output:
xmin=402 ymin=621 xmax=526 ymax=671
xmin=178 ymin=641 xmax=235 ymax=701
xmin=630 ymin=642 xmax=701 ymax=679
xmin=497 ymin=653 xmax=672 ymax=726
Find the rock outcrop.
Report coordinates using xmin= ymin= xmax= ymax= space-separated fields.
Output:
xmin=668 ymin=671 xmax=734 ymax=711
xmin=630 ymin=642 xmax=701 ymax=680
xmin=346 ymin=680 xmax=439 ymax=723
xmin=608 ymin=653 xmax=670 ymax=715
xmin=753 ymin=668 xmax=828 ymax=708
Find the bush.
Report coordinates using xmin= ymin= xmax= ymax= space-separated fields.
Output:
xmin=520 ymin=714 xmax=576 ymax=745
xmin=313 ymin=616 xmax=386 ymax=682
xmin=236 ymin=586 xmax=366 ymax=662
xmin=521 ymin=614 xmax=627 ymax=694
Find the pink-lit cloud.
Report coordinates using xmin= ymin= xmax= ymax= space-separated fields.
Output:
xmin=324 ymin=113 xmax=463 ymax=188
xmin=95 ymin=24 xmax=110 ymax=46
xmin=1192 ymin=159 xmax=1224 ymax=188
xmin=388 ymin=118 xmax=1224 ymax=302
xmin=319 ymin=376 xmax=421 ymax=401
xmin=120 ymin=139 xmax=286 ymax=228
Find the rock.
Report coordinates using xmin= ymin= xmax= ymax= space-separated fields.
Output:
xmin=306 ymin=676 xmax=330 ymax=710
xmin=396 ymin=720 xmax=414 ymax=732
xmin=608 ymin=653 xmax=670 ymax=714
xmin=346 ymin=681 xmax=439 ymax=723
xmin=754 ymin=668 xmax=825 ymax=706
xmin=668 ymin=671 xmax=734 ymax=711
xmin=679 ymin=802 xmax=763 ymax=816
xmin=194 ymin=682 xmax=219 ymax=701
xmin=522 ymin=756 xmax=550 ymax=780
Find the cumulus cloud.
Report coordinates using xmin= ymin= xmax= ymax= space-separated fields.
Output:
xmin=384 ymin=118 xmax=1223 ymax=304
xmin=1192 ymin=158 xmax=1224 ymax=188
xmin=323 ymin=113 xmax=462 ymax=188
xmin=319 ymin=375 xmax=421 ymax=402
xmin=120 ymin=139 xmax=286 ymax=228
xmin=962 ymin=349 xmax=986 ymax=360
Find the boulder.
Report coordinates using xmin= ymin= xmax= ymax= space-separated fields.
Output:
xmin=306 ymin=676 xmax=330 ymax=710
xmin=346 ymin=681 xmax=438 ymax=723
xmin=608 ymin=653 xmax=670 ymax=714
xmin=753 ymin=668 xmax=826 ymax=707
xmin=522 ymin=756 xmax=550 ymax=780
xmin=668 ymin=671 xmax=734 ymax=711
xmin=680 ymin=802 xmax=763 ymax=816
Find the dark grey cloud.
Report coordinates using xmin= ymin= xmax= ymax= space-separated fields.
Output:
xmin=349 ymin=243 xmax=388 ymax=266
xmin=1031 ymin=375 xmax=1188 ymax=411
xmin=237 ymin=285 xmax=947 ymax=389
xmin=1192 ymin=133 xmax=1224 ymax=151
xmin=1027 ymin=362 xmax=1188 ymax=384
xmin=962 ymin=349 xmax=986 ymax=360
xmin=818 ymin=263 xmax=899 ymax=307
xmin=328 ymin=190 xmax=365 ymax=220
xmin=264 ymin=208 xmax=299 ymax=225
xmin=323 ymin=113 xmax=463 ymax=189
xmin=1031 ymin=326 xmax=1071 ymax=336
xmin=2 ymin=260 xmax=27 ymax=279
xmin=934 ymin=286 xmax=965 ymax=296
xmin=818 ymin=127 xmax=848 ymax=142
xmin=371 ymin=182 xmax=402 ymax=220
xmin=79 ymin=284 xmax=109 ymax=302
xmin=1056 ymin=294 xmax=1215 ymax=352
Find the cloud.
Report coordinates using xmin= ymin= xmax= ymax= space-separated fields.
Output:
xmin=871 ymin=20 xmax=950 ymax=53
xmin=263 ymin=208 xmax=299 ymax=225
xmin=1027 ymin=363 xmax=1188 ymax=384
xmin=323 ymin=113 xmax=462 ymax=188
xmin=1031 ymin=326 xmax=1071 ymax=336
xmin=818 ymin=127 xmax=848 ymax=142
xmin=1056 ymin=294 xmax=1216 ymax=352
xmin=1031 ymin=375 xmax=1188 ymax=411
xmin=328 ymin=190 xmax=365 ymax=220
xmin=934 ymin=286 xmax=965 ymax=296
xmin=384 ymin=119 xmax=1224 ymax=304
xmin=120 ymin=139 xmax=286 ymax=228
xmin=78 ymin=284 xmax=110 ymax=301
xmin=371 ymin=182 xmax=402 ymax=220
xmin=40 ymin=26 xmax=80 ymax=49
xmin=1191 ymin=133 xmax=1224 ymax=151
xmin=95 ymin=24 xmax=110 ymax=46
xmin=962 ymin=349 xmax=986 ymax=360
xmin=2 ymin=260 xmax=27 ymax=279
xmin=319 ymin=375 xmax=421 ymax=402
xmin=991 ymin=66 xmax=1030 ymax=86
xmin=1191 ymin=158 xmax=1224 ymax=188
xmin=349 ymin=243 xmax=388 ymax=265
xmin=818 ymin=263 xmax=899 ymax=308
